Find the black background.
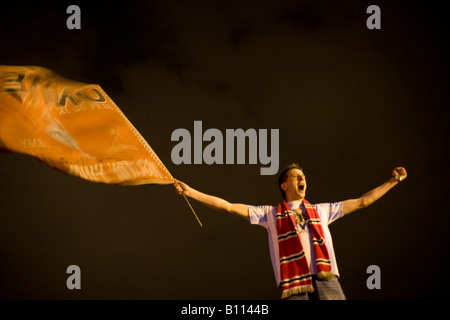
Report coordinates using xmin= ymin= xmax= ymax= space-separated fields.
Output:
xmin=0 ymin=0 xmax=448 ymax=300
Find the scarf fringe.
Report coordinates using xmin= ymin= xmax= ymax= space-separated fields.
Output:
xmin=317 ymin=271 xmax=335 ymax=280
xmin=281 ymin=284 xmax=314 ymax=299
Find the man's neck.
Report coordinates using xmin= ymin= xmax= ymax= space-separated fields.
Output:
xmin=286 ymin=196 xmax=304 ymax=203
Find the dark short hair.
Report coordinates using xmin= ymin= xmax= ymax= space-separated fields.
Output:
xmin=278 ymin=163 xmax=303 ymax=199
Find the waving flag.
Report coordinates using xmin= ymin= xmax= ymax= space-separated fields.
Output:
xmin=0 ymin=65 xmax=174 ymax=186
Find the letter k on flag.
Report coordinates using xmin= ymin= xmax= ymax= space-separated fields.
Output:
xmin=0 ymin=65 xmax=174 ymax=185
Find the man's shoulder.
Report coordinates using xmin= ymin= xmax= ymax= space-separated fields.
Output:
xmin=311 ymin=201 xmax=344 ymax=224
xmin=248 ymin=204 xmax=277 ymax=226
xmin=312 ymin=201 xmax=343 ymax=209
xmin=249 ymin=204 xmax=276 ymax=213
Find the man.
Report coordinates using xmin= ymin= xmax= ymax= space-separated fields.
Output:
xmin=174 ymin=164 xmax=407 ymax=300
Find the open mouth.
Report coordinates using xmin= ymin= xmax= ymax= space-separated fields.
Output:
xmin=298 ymin=184 xmax=305 ymax=191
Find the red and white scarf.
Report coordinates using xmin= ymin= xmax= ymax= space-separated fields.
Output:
xmin=276 ymin=200 xmax=334 ymax=299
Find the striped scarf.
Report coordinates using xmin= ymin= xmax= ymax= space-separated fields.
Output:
xmin=276 ymin=200 xmax=334 ymax=299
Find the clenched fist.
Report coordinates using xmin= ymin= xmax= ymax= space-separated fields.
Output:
xmin=174 ymin=180 xmax=192 ymax=196
xmin=392 ymin=167 xmax=407 ymax=182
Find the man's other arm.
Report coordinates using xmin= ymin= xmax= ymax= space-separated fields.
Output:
xmin=342 ymin=167 xmax=407 ymax=216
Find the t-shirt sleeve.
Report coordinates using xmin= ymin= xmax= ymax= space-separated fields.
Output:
xmin=248 ymin=205 xmax=274 ymax=229
xmin=314 ymin=202 xmax=343 ymax=225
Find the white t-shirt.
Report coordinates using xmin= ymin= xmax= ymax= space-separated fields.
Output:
xmin=248 ymin=201 xmax=343 ymax=287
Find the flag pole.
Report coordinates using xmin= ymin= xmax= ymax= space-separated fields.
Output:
xmin=182 ymin=192 xmax=203 ymax=227
xmin=173 ymin=179 xmax=203 ymax=227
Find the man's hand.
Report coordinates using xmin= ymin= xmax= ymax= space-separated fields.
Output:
xmin=392 ymin=166 xmax=407 ymax=182
xmin=174 ymin=179 xmax=191 ymax=197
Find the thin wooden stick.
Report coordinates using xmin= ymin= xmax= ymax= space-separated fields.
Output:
xmin=182 ymin=192 xmax=203 ymax=227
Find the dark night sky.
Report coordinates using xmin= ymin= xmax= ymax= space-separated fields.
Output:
xmin=0 ymin=0 xmax=448 ymax=300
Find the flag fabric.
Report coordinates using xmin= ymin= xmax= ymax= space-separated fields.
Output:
xmin=0 ymin=65 xmax=174 ymax=185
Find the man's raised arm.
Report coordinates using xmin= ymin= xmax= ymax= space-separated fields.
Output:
xmin=174 ymin=180 xmax=249 ymax=220
xmin=342 ymin=167 xmax=407 ymax=215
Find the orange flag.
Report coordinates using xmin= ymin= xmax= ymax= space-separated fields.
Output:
xmin=0 ymin=65 xmax=174 ymax=186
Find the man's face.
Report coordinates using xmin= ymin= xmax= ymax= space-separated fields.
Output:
xmin=282 ymin=168 xmax=307 ymax=201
